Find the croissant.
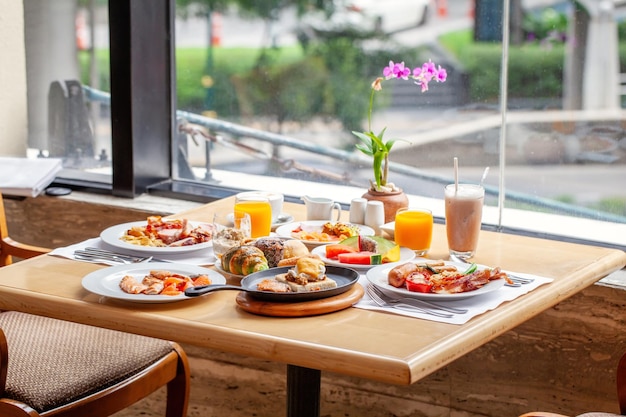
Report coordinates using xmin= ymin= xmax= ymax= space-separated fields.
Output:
xmin=221 ymin=245 xmax=269 ymax=275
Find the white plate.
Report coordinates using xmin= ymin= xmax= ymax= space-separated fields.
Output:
xmin=274 ymin=221 xmax=375 ymax=247
xmin=214 ymin=262 xmax=246 ymax=279
xmin=81 ymin=262 xmax=225 ymax=303
xmin=366 ymin=260 xmax=506 ymax=301
xmin=380 ymin=221 xmax=395 ymax=239
xmin=311 ymin=245 xmax=415 ymax=270
xmin=101 ymin=221 xmax=213 ymax=254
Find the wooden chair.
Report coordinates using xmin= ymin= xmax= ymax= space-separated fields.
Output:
xmin=0 ymin=193 xmax=50 ymax=266
xmin=0 ymin=311 xmax=190 ymax=416
xmin=0 ymin=194 xmax=191 ymax=416
xmin=520 ymin=351 xmax=626 ymax=417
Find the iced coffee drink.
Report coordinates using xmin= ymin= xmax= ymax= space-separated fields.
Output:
xmin=444 ymin=184 xmax=485 ymax=260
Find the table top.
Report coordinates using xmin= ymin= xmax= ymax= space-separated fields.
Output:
xmin=0 ymin=197 xmax=624 ymax=385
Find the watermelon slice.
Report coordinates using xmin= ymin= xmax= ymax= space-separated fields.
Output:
xmin=339 ymin=235 xmax=400 ymax=263
xmin=325 ymin=244 xmax=357 ymax=259
xmin=337 ymin=252 xmax=382 ymax=265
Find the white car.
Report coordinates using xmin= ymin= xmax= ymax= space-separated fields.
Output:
xmin=298 ymin=0 xmax=435 ymax=39
xmin=343 ymin=0 xmax=435 ymax=33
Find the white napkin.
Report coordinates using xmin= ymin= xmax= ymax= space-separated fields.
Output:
xmin=0 ymin=157 xmax=63 ymax=197
xmin=354 ymin=273 xmax=553 ymax=325
xmin=49 ymin=237 xmax=216 ymax=266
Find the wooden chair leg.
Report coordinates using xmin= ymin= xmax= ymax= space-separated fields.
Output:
xmin=617 ymin=350 xmax=626 ymax=415
xmin=165 ymin=343 xmax=190 ymax=417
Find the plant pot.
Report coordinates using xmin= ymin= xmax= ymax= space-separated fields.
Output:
xmin=361 ymin=188 xmax=409 ymax=223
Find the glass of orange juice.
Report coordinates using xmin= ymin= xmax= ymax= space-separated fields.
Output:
xmin=394 ymin=208 xmax=433 ymax=256
xmin=234 ymin=196 xmax=272 ymax=238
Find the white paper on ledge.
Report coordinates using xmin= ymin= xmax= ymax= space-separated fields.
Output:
xmin=354 ymin=273 xmax=553 ymax=325
xmin=0 ymin=157 xmax=63 ymax=197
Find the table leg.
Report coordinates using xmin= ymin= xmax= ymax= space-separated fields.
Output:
xmin=286 ymin=364 xmax=321 ymax=417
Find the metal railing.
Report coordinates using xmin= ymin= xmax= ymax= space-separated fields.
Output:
xmin=82 ymin=85 xmax=626 ymax=225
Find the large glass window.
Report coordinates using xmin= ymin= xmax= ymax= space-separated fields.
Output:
xmin=13 ymin=0 xmax=626 ymax=248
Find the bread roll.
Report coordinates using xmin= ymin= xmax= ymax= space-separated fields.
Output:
xmin=252 ymin=237 xmax=285 ymax=267
xmin=221 ymin=245 xmax=269 ymax=275
xmin=282 ymin=239 xmax=309 ymax=259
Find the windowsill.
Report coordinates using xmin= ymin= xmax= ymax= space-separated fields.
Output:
xmin=56 ymin=167 xmax=626 ymax=250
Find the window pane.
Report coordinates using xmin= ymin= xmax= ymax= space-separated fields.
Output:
xmin=24 ymin=0 xmax=111 ymax=183
xmin=168 ymin=1 xmax=625 ymax=245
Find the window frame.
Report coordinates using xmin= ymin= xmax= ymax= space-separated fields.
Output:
xmin=108 ymin=0 xmax=173 ymax=197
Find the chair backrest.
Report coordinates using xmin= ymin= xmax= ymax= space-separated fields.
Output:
xmin=0 ymin=193 xmax=50 ymax=266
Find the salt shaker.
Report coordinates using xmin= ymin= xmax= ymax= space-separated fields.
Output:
xmin=364 ymin=200 xmax=385 ymax=236
xmin=349 ymin=198 xmax=367 ymax=224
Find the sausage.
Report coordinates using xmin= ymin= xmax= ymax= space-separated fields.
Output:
xmin=387 ymin=262 xmax=420 ymax=288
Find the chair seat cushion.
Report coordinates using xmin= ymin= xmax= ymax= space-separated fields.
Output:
xmin=0 ymin=311 xmax=173 ymax=412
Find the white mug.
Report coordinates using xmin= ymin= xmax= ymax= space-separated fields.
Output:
xmin=235 ymin=191 xmax=284 ymax=223
xmin=301 ymin=196 xmax=342 ymax=221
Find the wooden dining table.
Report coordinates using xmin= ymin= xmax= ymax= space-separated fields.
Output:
xmin=0 ymin=196 xmax=624 ymax=417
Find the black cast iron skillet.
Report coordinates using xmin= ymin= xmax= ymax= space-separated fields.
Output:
xmin=185 ymin=265 xmax=360 ymax=302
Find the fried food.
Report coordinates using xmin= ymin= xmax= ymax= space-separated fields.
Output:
xmin=275 ymin=274 xmax=337 ymax=292
xmin=255 ymin=258 xmax=337 ymax=293
xmin=119 ymin=270 xmax=211 ymax=296
xmin=121 ymin=216 xmax=214 ymax=247
xmin=387 ymin=262 xmax=512 ymax=294
xmin=291 ymin=222 xmax=359 ymax=242
xmin=256 ymin=278 xmax=292 ymax=293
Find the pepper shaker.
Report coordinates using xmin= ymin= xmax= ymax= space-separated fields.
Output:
xmin=349 ymin=198 xmax=367 ymax=224
xmin=364 ymin=200 xmax=385 ymax=236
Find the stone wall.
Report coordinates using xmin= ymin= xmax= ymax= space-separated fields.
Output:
xmin=4 ymin=194 xmax=625 ymax=417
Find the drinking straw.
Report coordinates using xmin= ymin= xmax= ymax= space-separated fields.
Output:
xmin=480 ymin=166 xmax=490 ymax=187
xmin=453 ymin=157 xmax=459 ymax=193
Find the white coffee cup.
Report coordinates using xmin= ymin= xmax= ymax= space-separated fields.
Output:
xmin=235 ymin=191 xmax=284 ymax=223
xmin=301 ymin=196 xmax=342 ymax=221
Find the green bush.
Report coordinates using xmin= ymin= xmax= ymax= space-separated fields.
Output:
xmin=441 ymin=29 xmax=564 ymax=102
xmin=81 ymin=25 xmax=626 ymax=124
xmin=176 ymin=46 xmax=304 ymax=117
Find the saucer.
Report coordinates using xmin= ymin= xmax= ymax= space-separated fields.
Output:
xmin=272 ymin=213 xmax=294 ymax=228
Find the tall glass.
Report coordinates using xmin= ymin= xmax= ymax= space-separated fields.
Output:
xmin=234 ymin=196 xmax=272 ymax=238
xmin=212 ymin=212 xmax=251 ymax=259
xmin=394 ymin=208 xmax=433 ymax=256
xmin=444 ymin=184 xmax=485 ymax=260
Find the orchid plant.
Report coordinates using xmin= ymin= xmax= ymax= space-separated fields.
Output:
xmin=353 ymin=60 xmax=447 ymax=192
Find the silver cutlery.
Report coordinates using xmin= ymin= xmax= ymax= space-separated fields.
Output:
xmin=506 ymin=274 xmax=534 ymax=284
xmin=368 ymin=284 xmax=468 ymax=314
xmin=74 ymin=249 xmax=153 ymax=264
xmin=365 ymin=285 xmax=453 ymax=318
xmin=83 ymin=247 xmax=154 ymax=261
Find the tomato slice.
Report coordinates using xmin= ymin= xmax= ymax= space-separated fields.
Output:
xmin=405 ymin=281 xmax=432 ymax=293
xmin=405 ymin=273 xmax=432 ymax=293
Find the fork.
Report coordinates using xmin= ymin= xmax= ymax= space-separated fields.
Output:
xmin=368 ymin=284 xmax=468 ymax=314
xmin=452 ymin=256 xmax=535 ymax=285
xmin=73 ymin=249 xmax=153 ymax=264
xmin=365 ymin=285 xmax=453 ymax=318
